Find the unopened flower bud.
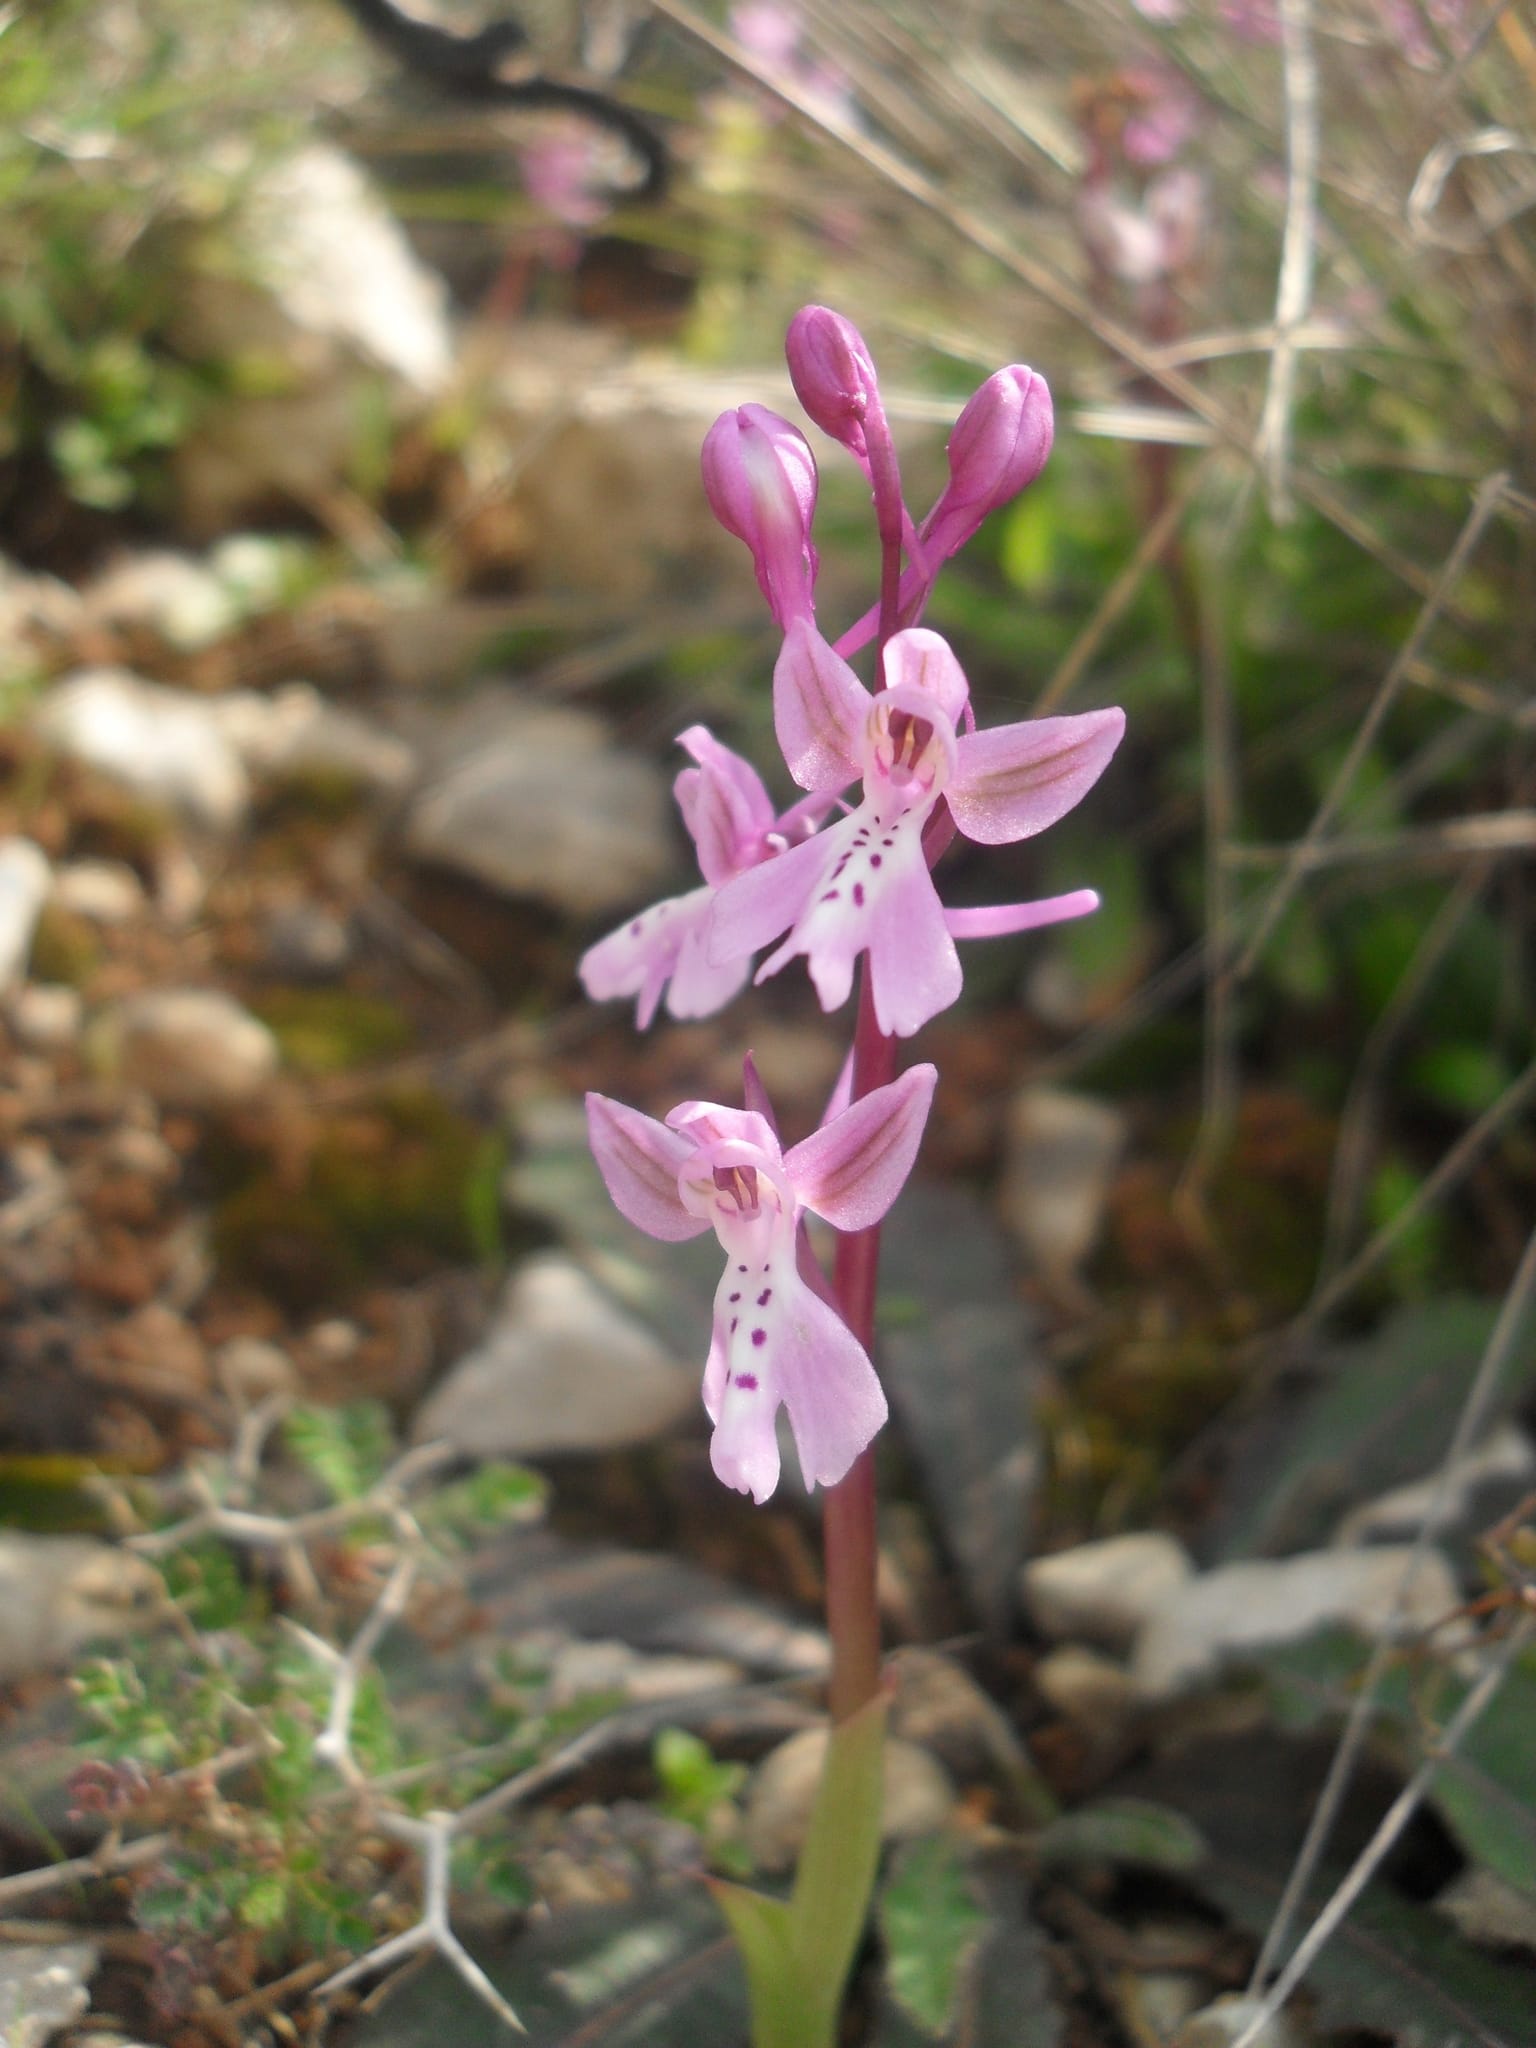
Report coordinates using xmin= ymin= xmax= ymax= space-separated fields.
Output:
xmin=785 ymin=305 xmax=882 ymax=462
xmin=921 ymin=365 xmax=1054 ymax=561
xmin=701 ymin=403 xmax=820 ymax=628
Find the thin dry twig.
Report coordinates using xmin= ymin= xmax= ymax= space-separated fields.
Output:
xmin=314 ymin=1810 xmax=525 ymax=2032
xmin=1304 ymin=1052 xmax=1536 ymax=1328
xmin=1254 ymin=1220 xmax=1536 ymax=1987
xmin=1258 ymin=0 xmax=1321 ymax=518
xmin=1238 ymin=1613 xmax=1536 ymax=2048
xmin=1235 ymin=471 xmax=1512 ymax=976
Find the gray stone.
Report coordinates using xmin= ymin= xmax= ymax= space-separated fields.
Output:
xmin=744 ymin=1726 xmax=957 ymax=1874
xmin=33 ymin=669 xmax=251 ymax=831
xmin=0 ymin=839 xmax=51 ymax=990
xmin=1334 ymin=1422 xmax=1536 ymax=1546
xmin=413 ymin=1254 xmax=696 ymax=1456
xmin=402 ymin=692 xmax=673 ymax=917
xmin=1130 ymin=1545 xmax=1463 ymax=1702
xmin=265 ymin=902 xmax=353 ymax=981
xmin=220 ymin=682 xmax=415 ymax=796
xmin=0 ymin=1943 xmax=99 ymax=2048
xmin=1022 ymin=1532 xmax=1194 ymax=1651
xmin=0 ymin=1536 xmax=162 ymax=1684
xmin=91 ymin=988 xmax=279 ymax=1108
xmin=1000 ymin=1087 xmax=1126 ymax=1285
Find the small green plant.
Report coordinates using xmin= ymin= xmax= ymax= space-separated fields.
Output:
xmin=652 ymin=1726 xmax=751 ymax=1876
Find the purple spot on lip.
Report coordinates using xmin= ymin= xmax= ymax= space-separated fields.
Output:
xmin=870 ymin=855 xmax=882 ymax=868
xmin=729 ymin=1317 xmax=738 ymax=1334
xmin=630 ymin=920 xmax=642 ymax=936
xmin=751 ymin=1328 xmax=767 ymax=1347
xmin=820 ymin=890 xmax=840 ymax=903
xmin=729 ymin=1292 xmax=741 ymax=1303
xmin=734 ymin=1372 xmax=758 ymax=1390
xmin=853 ymin=883 xmax=865 ymax=907
xmin=756 ymin=1288 xmax=772 ymax=1306
xmin=738 ymin=1264 xmax=748 ymax=1273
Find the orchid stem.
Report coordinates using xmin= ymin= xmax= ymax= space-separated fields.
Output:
xmin=825 ymin=959 xmax=897 ymax=1722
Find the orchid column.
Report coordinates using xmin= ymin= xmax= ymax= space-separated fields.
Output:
xmin=581 ymin=307 xmax=1124 ymax=2048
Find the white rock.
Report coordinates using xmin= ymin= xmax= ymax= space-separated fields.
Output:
xmin=1436 ymin=1866 xmax=1536 ymax=1952
xmin=245 ymin=145 xmax=452 ymax=394
xmin=1033 ymin=1646 xmax=1139 ymax=1733
xmin=745 ymin=1727 xmax=957 ymax=1873
xmin=413 ymin=1254 xmax=696 ymax=1456
xmin=91 ymin=988 xmax=279 ymax=1108
xmin=1334 ymin=1423 xmax=1536 ymax=1546
xmin=1000 ymin=1087 xmax=1126 ymax=1284
xmin=1130 ymin=1545 xmax=1463 ymax=1702
xmin=219 ymin=681 xmax=415 ymax=795
xmin=33 ymin=669 xmax=251 ymax=830
xmin=1023 ymin=1532 xmax=1194 ymax=1651
xmin=5 ymin=982 xmax=83 ymax=1051
xmin=0 ymin=1943 xmax=99 ymax=2048
xmin=52 ymin=858 xmax=146 ymax=925
xmin=1173 ymin=1994 xmax=1310 ymax=2048
xmin=0 ymin=1535 xmax=163 ymax=1684
xmin=0 ymin=838 xmax=51 ymax=989
xmin=81 ymin=550 xmax=235 ymax=650
xmin=213 ymin=1335 xmax=299 ymax=1405
xmin=403 ymin=693 xmax=673 ymax=917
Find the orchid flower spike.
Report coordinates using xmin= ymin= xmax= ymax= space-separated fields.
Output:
xmin=701 ymin=405 xmax=820 ymax=631
xmin=708 ymin=626 xmax=1124 ymax=1037
xmin=586 ymin=1064 xmax=936 ymax=1501
xmin=579 ymin=725 xmax=830 ymax=1027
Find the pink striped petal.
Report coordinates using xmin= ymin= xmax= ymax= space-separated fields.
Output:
xmin=944 ymin=888 xmax=1100 ymax=940
xmin=674 ymin=725 xmax=775 ymax=885
xmin=774 ymin=617 xmax=868 ymax=792
xmin=949 ymin=707 xmax=1125 ymax=846
xmin=585 ymin=1094 xmax=707 ymax=1242
xmin=784 ymin=1064 xmax=936 ymax=1231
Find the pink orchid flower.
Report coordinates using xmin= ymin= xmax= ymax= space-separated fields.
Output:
xmin=700 ymin=405 xmax=820 ymax=631
xmin=586 ymin=1063 xmax=936 ymax=1501
xmin=579 ymin=725 xmax=831 ymax=1028
xmin=708 ymin=627 xmax=1124 ymax=1038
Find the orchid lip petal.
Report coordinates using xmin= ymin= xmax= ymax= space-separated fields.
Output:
xmin=585 ymin=1094 xmax=708 ymax=1242
xmin=880 ymin=628 xmax=971 ymax=728
xmin=944 ymin=889 xmax=1100 ymax=940
xmin=784 ymin=1064 xmax=936 ymax=1231
xmin=949 ymin=707 xmax=1125 ymax=846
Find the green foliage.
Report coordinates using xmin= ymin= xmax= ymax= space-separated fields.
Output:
xmin=653 ymin=1727 xmax=749 ymax=1875
xmin=283 ymin=1400 xmax=394 ymax=1503
xmin=417 ymin=1461 xmax=548 ymax=1546
xmin=878 ymin=1838 xmax=987 ymax=2038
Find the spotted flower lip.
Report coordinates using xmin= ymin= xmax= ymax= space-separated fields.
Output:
xmin=585 ymin=1064 xmax=937 ymax=1503
xmin=578 ymin=724 xmax=832 ymax=1029
xmin=705 ymin=625 xmax=1125 ymax=1037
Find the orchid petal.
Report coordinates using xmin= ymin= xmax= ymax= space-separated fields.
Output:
xmin=867 ymin=856 xmax=962 ymax=1037
xmin=773 ymin=1278 xmax=889 ymax=1492
xmin=666 ymin=915 xmax=754 ymax=1019
xmin=741 ymin=1051 xmax=778 ymax=1130
xmin=949 ymin=707 xmax=1125 ymax=846
xmin=785 ymin=1063 xmax=936 ymax=1231
xmin=706 ymin=824 xmax=831 ymax=966
xmin=674 ymin=725 xmax=775 ymax=885
xmin=578 ymin=885 xmax=715 ymax=1028
xmin=774 ymin=618 xmax=868 ymax=792
xmin=585 ymin=1093 xmax=706 ymax=1242
xmin=666 ymin=1103 xmax=781 ymax=1157
xmin=944 ymin=889 xmax=1100 ymax=940
xmin=881 ymin=628 xmax=971 ymax=728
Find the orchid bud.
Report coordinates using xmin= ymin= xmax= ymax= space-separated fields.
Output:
xmin=701 ymin=404 xmax=819 ymax=629
xmin=920 ymin=365 xmax=1054 ymax=562
xmin=785 ymin=305 xmax=882 ymax=463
